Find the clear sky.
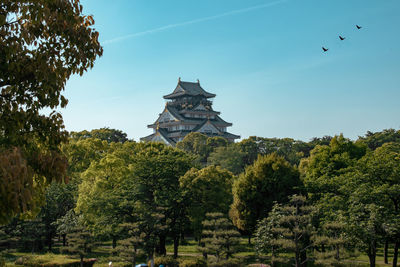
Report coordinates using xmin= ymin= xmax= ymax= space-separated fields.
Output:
xmin=62 ymin=0 xmax=400 ymax=141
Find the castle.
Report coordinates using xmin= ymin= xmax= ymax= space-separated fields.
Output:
xmin=141 ymin=78 xmax=240 ymax=146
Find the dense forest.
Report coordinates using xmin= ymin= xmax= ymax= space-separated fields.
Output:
xmin=1 ymin=127 xmax=399 ymax=267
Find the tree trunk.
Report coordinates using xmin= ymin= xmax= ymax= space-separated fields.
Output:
xmin=180 ymin=232 xmax=185 ymax=244
xmin=300 ymin=249 xmax=307 ymax=267
xmin=295 ymin=250 xmax=301 ymax=267
xmin=384 ymin=240 xmax=389 ymax=264
xmin=47 ymin=233 xmax=52 ymax=251
xmin=271 ymin=246 xmax=275 ymax=267
xmin=150 ymin=253 xmax=154 ymax=267
xmin=248 ymin=235 xmax=251 ymax=245
xmin=112 ymin=236 xmax=117 ymax=249
xmin=173 ymin=235 xmax=179 ymax=259
xmin=157 ymin=235 xmax=166 ymax=256
xmin=132 ymin=246 xmax=137 ymax=267
xmin=393 ymin=241 xmax=399 ymax=267
xmin=368 ymin=241 xmax=376 ymax=267
xmin=334 ymin=244 xmax=340 ymax=261
xmin=80 ymin=255 xmax=84 ymax=267
xmin=62 ymin=234 xmax=66 ymax=247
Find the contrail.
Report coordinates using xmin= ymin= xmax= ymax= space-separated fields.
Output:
xmin=103 ymin=0 xmax=288 ymax=45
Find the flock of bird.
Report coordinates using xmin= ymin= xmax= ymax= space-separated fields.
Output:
xmin=322 ymin=25 xmax=362 ymax=52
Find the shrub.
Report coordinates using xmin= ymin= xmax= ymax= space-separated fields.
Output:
xmin=148 ymin=256 xmax=178 ymax=267
xmin=208 ymin=258 xmax=241 ymax=267
xmin=178 ymin=257 xmax=207 ymax=267
xmin=14 ymin=254 xmax=96 ymax=266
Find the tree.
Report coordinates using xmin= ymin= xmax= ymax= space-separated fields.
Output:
xmin=254 ymin=204 xmax=283 ymax=267
xmin=312 ymin=221 xmax=350 ymax=266
xmin=117 ymin=223 xmax=143 ymax=267
xmin=14 ymin=217 xmax=46 ymax=252
xmin=238 ymin=136 xmax=314 ymax=166
xmin=62 ymin=137 xmax=112 ymax=179
xmin=134 ymin=206 xmax=165 ymax=267
xmin=62 ymin=224 xmax=95 ymax=267
xmin=76 ymin=141 xmax=134 ymax=248
xmin=357 ymin=128 xmax=400 ymax=150
xmin=180 ymin=166 xmax=234 ymax=241
xmin=39 ymin=182 xmax=75 ymax=250
xmin=206 ymin=136 xmax=229 ymax=151
xmin=300 ymin=135 xmax=367 ymax=220
xmin=208 ymin=144 xmax=247 ymax=175
xmin=351 ymin=143 xmax=400 ymax=267
xmin=199 ymin=212 xmax=240 ymax=263
xmin=70 ymin=128 xmax=129 ymax=143
xmin=347 ymin=202 xmax=384 ymax=267
xmin=230 ymin=153 xmax=301 ymax=239
xmin=54 ymin=209 xmax=79 ymax=247
xmin=176 ymin=132 xmax=209 ymax=164
xmin=266 ymin=195 xmax=314 ymax=267
xmin=0 ymin=0 xmax=102 ymax=224
xmin=129 ymin=143 xmax=193 ymax=258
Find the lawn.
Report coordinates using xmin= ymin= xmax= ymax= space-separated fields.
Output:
xmin=1 ymin=237 xmax=397 ymax=266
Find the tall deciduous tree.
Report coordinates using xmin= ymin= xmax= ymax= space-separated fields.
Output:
xmin=76 ymin=141 xmax=134 ymax=247
xmin=208 ymin=144 xmax=247 ymax=175
xmin=238 ymin=136 xmax=315 ymax=166
xmin=230 ymin=153 xmax=301 ymax=239
xmin=176 ymin=132 xmax=209 ymax=163
xmin=70 ymin=128 xmax=129 ymax=143
xmin=351 ymin=143 xmax=400 ymax=267
xmin=40 ymin=182 xmax=75 ymax=251
xmin=357 ymin=128 xmax=400 ymax=150
xmin=130 ymin=143 xmax=192 ymax=257
xmin=180 ymin=166 xmax=234 ymax=241
xmin=299 ymin=135 xmax=367 ymax=221
xmin=0 ymin=0 xmax=102 ymax=224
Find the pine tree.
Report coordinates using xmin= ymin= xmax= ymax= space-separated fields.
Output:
xmin=199 ymin=212 xmax=240 ymax=263
xmin=268 ymin=195 xmax=314 ymax=267
xmin=254 ymin=204 xmax=283 ymax=266
xmin=116 ymin=223 xmax=143 ymax=267
xmin=62 ymin=225 xmax=94 ymax=267
xmin=312 ymin=221 xmax=351 ymax=266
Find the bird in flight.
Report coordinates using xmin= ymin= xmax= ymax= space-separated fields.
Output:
xmin=339 ymin=36 xmax=345 ymax=40
xmin=322 ymin=47 xmax=329 ymax=52
xmin=356 ymin=25 xmax=362 ymax=29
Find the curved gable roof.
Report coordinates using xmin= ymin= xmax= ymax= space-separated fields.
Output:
xmin=164 ymin=80 xmax=216 ymax=99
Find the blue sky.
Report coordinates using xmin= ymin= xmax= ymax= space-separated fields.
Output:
xmin=62 ymin=0 xmax=400 ymax=141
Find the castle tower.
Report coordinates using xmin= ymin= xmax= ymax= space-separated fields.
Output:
xmin=141 ymin=78 xmax=240 ymax=146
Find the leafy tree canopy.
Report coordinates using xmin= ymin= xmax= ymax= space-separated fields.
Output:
xmin=0 ymin=0 xmax=102 ymax=224
xmin=238 ymin=136 xmax=316 ymax=166
xmin=300 ymin=135 xmax=367 ymax=200
xmin=70 ymin=128 xmax=129 ymax=143
xmin=357 ymin=128 xmax=400 ymax=150
xmin=208 ymin=144 xmax=247 ymax=175
xmin=180 ymin=166 xmax=234 ymax=239
xmin=230 ymin=153 xmax=301 ymax=235
xmin=176 ymin=133 xmax=229 ymax=164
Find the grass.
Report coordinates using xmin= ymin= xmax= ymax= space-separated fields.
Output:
xmin=1 ymin=237 xmax=398 ymax=266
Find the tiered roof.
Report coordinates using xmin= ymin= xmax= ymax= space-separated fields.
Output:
xmin=163 ymin=79 xmax=216 ymax=99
